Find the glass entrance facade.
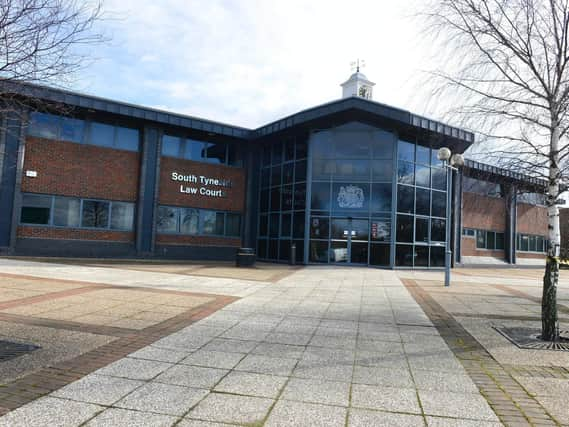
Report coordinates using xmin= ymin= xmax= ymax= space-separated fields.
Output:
xmin=257 ymin=121 xmax=449 ymax=268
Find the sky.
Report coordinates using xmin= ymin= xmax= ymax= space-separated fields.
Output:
xmin=75 ymin=0 xmax=431 ymax=130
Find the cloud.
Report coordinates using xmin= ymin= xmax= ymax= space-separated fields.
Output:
xmin=76 ymin=0 xmax=430 ymax=128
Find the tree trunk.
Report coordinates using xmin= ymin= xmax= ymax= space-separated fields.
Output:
xmin=542 ymin=121 xmax=561 ymax=341
xmin=542 ymin=255 xmax=559 ymax=340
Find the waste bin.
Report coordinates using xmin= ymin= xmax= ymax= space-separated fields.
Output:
xmin=289 ymin=243 xmax=296 ymax=266
xmin=236 ymin=247 xmax=256 ymax=267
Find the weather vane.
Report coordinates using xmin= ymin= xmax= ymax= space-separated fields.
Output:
xmin=350 ymin=59 xmax=366 ymax=73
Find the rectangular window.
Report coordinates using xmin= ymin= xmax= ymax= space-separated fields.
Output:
xmin=157 ymin=206 xmax=178 ymax=233
xmin=495 ymin=232 xmax=505 ymax=250
xmin=201 ymin=210 xmax=217 ymax=235
xmin=476 ymin=229 xmax=487 ymax=249
xmin=53 ymin=197 xmax=81 ymax=227
xmin=162 ymin=135 xmax=182 ymax=157
xmin=206 ymin=142 xmax=227 ymax=164
xmin=60 ymin=117 xmax=85 ymax=143
xmin=186 ymin=140 xmax=207 ymax=161
xmin=90 ymin=122 xmax=115 ymax=148
xmin=81 ymin=200 xmax=110 ymax=228
xmin=110 ymin=202 xmax=135 ymax=230
xmin=180 ymin=208 xmax=199 ymax=234
xmin=28 ymin=113 xmax=60 ymax=140
xmin=115 ymin=127 xmax=139 ymax=151
xmin=226 ymin=213 xmax=241 ymax=237
xmin=21 ymin=194 xmax=52 ymax=225
xmin=228 ymin=144 xmax=243 ymax=167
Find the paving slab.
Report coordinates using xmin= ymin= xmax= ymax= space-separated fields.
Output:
xmin=0 ymin=397 xmax=102 ymax=427
xmin=180 ymin=349 xmax=246 ymax=369
xmin=155 ymin=365 xmax=228 ymax=389
xmin=85 ymin=408 xmax=178 ymax=427
xmin=234 ymin=354 xmax=298 ymax=376
xmin=186 ymin=393 xmax=274 ymax=424
xmin=115 ymin=382 xmax=208 ymax=416
xmin=419 ymin=390 xmax=500 ymax=422
xmin=214 ymin=371 xmax=287 ymax=398
xmin=348 ymin=408 xmax=426 ymax=427
xmin=264 ymin=400 xmax=347 ymax=427
xmin=351 ymin=384 xmax=422 ymax=414
xmin=52 ymin=374 xmax=143 ymax=406
xmin=94 ymin=358 xmax=173 ymax=381
xmin=280 ymin=377 xmax=351 ymax=406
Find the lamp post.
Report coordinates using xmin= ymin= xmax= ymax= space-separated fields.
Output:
xmin=437 ymin=148 xmax=464 ymax=287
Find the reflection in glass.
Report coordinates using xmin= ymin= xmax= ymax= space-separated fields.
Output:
xmin=260 ymin=189 xmax=269 ymax=213
xmin=257 ymin=239 xmax=267 ymax=258
xmin=396 ymin=215 xmax=413 ymax=243
xmin=310 ymin=217 xmax=330 ymax=239
xmin=416 ymin=188 xmax=430 ymax=216
xmin=371 ymin=184 xmax=392 ymax=213
xmin=330 ymin=241 xmax=348 ymax=262
xmin=53 ymin=197 xmax=80 ymax=227
xmin=331 ymin=218 xmax=350 ymax=240
xmin=259 ymin=215 xmax=268 ymax=236
xmin=283 ymin=163 xmax=294 ymax=184
xmin=156 ymin=206 xmax=178 ymax=233
xmin=271 ymin=188 xmax=281 ymax=211
xmin=162 ymin=135 xmax=181 ymax=157
xmin=268 ymin=239 xmax=278 ymax=259
xmin=294 ymin=183 xmax=306 ymax=210
xmin=332 ymin=183 xmax=369 ymax=212
xmin=110 ymin=202 xmax=135 ymax=230
xmin=397 ymin=185 xmax=414 ymax=214
xmin=334 ymin=131 xmax=371 ymax=158
xmin=372 ymin=130 xmax=394 ymax=159
xmin=415 ymin=246 xmax=429 ymax=266
xmin=415 ymin=164 xmax=430 ymax=187
xmin=295 ymin=160 xmax=307 ymax=182
xmin=370 ymin=218 xmax=391 ymax=242
xmin=281 ymin=213 xmax=291 ymax=237
xmin=281 ymin=185 xmax=293 ymax=210
xmin=311 ymin=131 xmax=334 ymax=159
xmin=310 ymin=240 xmax=329 ymax=263
xmin=432 ymin=168 xmax=446 ymax=190
xmin=371 ymin=160 xmax=393 ymax=182
xmin=370 ymin=244 xmax=390 ymax=266
xmin=82 ymin=200 xmax=109 ymax=228
xmin=284 ymin=138 xmax=295 ymax=161
xmin=432 ymin=191 xmax=446 ymax=217
xmin=431 ymin=218 xmax=446 ymax=241
xmin=271 ymin=165 xmax=282 ymax=187
xmin=416 ymin=145 xmax=430 ymax=165
xmin=311 ymin=182 xmax=331 ymax=212
xmin=272 ymin=143 xmax=282 ymax=165
xmin=396 ymin=245 xmax=413 ymax=266
xmin=269 ymin=213 xmax=279 ymax=238
xmin=180 ymin=209 xmax=199 ymax=234
xmin=312 ymin=159 xmax=336 ymax=180
xmin=397 ymin=161 xmax=414 ymax=185
xmin=430 ymin=246 xmax=445 ymax=266
xmin=279 ymin=240 xmax=291 ymax=261
xmin=293 ymin=212 xmax=305 ymax=238
xmin=351 ymin=242 xmax=368 ymax=264
xmin=336 ymin=159 xmax=370 ymax=179
xmin=415 ymin=217 xmax=429 ymax=243
xmin=398 ymin=140 xmax=415 ymax=162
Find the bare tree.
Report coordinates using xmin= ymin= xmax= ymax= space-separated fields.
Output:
xmin=0 ymin=0 xmax=104 ymax=118
xmin=423 ymin=0 xmax=569 ymax=341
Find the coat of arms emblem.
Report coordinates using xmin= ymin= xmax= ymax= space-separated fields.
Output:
xmin=337 ymin=185 xmax=364 ymax=208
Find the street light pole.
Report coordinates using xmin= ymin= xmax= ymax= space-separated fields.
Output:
xmin=445 ymin=163 xmax=452 ymax=287
xmin=437 ymin=148 xmax=464 ymax=288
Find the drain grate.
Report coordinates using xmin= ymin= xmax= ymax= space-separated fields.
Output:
xmin=0 ymin=340 xmax=41 ymax=362
xmin=494 ymin=327 xmax=569 ymax=351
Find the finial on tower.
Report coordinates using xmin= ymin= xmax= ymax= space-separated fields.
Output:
xmin=350 ymin=59 xmax=366 ymax=73
xmin=341 ymin=60 xmax=375 ymax=100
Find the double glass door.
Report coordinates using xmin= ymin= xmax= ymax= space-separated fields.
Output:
xmin=330 ymin=218 xmax=369 ymax=264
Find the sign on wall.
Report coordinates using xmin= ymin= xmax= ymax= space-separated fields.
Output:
xmin=171 ymin=171 xmax=232 ymax=198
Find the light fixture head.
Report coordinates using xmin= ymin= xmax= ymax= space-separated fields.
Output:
xmin=437 ymin=147 xmax=451 ymax=161
xmin=450 ymin=153 xmax=465 ymax=167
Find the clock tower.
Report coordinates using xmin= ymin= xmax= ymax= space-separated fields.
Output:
xmin=340 ymin=62 xmax=375 ymax=100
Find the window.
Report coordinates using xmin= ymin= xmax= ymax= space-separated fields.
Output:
xmin=157 ymin=206 xmax=178 ymax=233
xmin=180 ymin=209 xmax=199 ymax=235
xmin=53 ymin=197 xmax=80 ymax=227
xmin=162 ymin=135 xmax=181 ymax=157
xmin=110 ymin=202 xmax=135 ymax=230
xmin=474 ymin=229 xmax=506 ymax=250
xmin=517 ymin=233 xmax=547 ymax=253
xmin=60 ymin=117 xmax=84 ymax=143
xmin=90 ymin=122 xmax=115 ymax=148
xmin=462 ymin=228 xmax=475 ymax=237
xmin=206 ymin=142 xmax=227 ymax=164
xmin=21 ymin=194 xmax=52 ymax=224
xmin=28 ymin=113 xmax=60 ymax=140
xmin=116 ymin=127 xmax=139 ymax=151
xmin=82 ymin=200 xmax=110 ymax=228
xmin=226 ymin=213 xmax=241 ymax=237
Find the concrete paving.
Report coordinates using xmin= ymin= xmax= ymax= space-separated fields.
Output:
xmin=0 ymin=261 xmax=499 ymax=426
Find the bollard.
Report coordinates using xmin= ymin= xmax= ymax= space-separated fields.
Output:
xmin=289 ymin=243 xmax=296 ymax=265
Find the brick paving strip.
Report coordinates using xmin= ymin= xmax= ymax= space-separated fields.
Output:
xmin=0 ymin=280 xmax=237 ymax=417
xmin=402 ymin=278 xmax=561 ymax=427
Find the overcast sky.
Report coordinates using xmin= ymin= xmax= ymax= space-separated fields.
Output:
xmin=76 ymin=0 xmax=432 ymax=129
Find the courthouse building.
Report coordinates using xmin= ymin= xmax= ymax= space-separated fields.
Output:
xmin=0 ymin=72 xmax=549 ymax=267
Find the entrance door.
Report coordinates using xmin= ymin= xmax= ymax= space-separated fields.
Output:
xmin=330 ymin=218 xmax=369 ymax=264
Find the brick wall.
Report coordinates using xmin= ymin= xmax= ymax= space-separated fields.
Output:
xmin=461 ymin=235 xmax=505 ymax=259
xmin=516 ymin=202 xmax=548 ymax=235
xmin=159 ymin=157 xmax=246 ymax=212
xmin=22 ymin=138 xmax=140 ymax=201
xmin=17 ymin=226 xmax=134 ymax=242
xmin=156 ymin=234 xmax=241 ymax=247
xmin=462 ymin=192 xmax=506 ymax=231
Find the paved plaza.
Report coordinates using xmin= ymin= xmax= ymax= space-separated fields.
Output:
xmin=0 ymin=259 xmax=567 ymax=426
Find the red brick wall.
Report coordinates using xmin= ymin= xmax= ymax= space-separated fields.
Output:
xmin=22 ymin=137 xmax=140 ymax=201
xmin=461 ymin=235 xmax=505 ymax=258
xmin=462 ymin=192 xmax=506 ymax=231
xmin=156 ymin=234 xmax=241 ymax=247
xmin=159 ymin=157 xmax=246 ymax=212
xmin=17 ymin=226 xmax=134 ymax=242
xmin=516 ymin=202 xmax=548 ymax=235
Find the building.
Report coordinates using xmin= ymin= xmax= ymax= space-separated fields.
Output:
xmin=0 ymin=73 xmax=550 ymax=267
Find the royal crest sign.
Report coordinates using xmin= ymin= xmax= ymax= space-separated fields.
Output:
xmin=337 ymin=185 xmax=364 ymax=208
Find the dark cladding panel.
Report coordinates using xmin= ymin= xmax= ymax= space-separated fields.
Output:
xmin=0 ymin=115 xmax=22 ymax=250
xmin=137 ymin=126 xmax=160 ymax=254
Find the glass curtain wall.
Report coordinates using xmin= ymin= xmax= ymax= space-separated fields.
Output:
xmin=308 ymin=122 xmax=394 ymax=266
xmin=395 ymin=140 xmax=447 ymax=267
xmin=257 ymin=136 xmax=308 ymax=263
